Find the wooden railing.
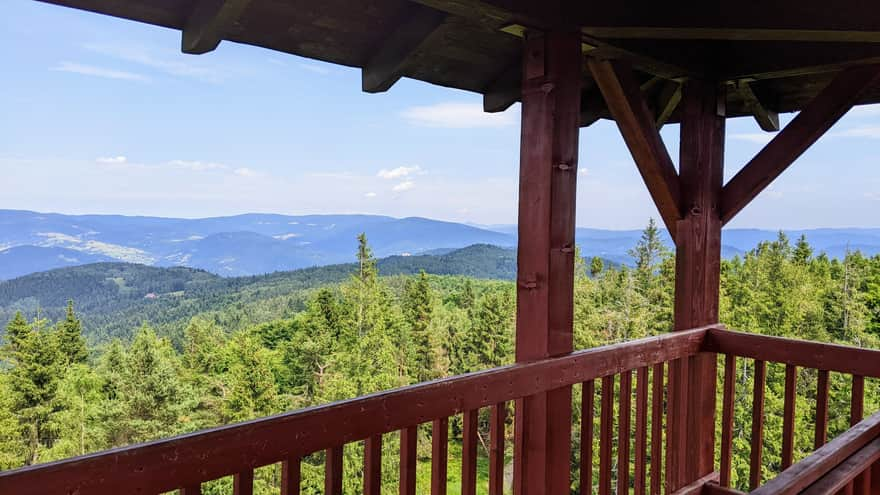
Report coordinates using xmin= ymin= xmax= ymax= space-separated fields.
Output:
xmin=2 ymin=325 xmax=880 ymax=495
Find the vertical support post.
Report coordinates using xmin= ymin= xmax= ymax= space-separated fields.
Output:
xmin=513 ymin=29 xmax=582 ymax=495
xmin=672 ymin=79 xmax=725 ymax=489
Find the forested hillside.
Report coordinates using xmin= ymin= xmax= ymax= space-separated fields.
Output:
xmin=1 ymin=226 xmax=879 ymax=493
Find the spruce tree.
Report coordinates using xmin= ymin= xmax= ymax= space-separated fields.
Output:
xmin=56 ymin=301 xmax=88 ymax=366
xmin=403 ymin=271 xmax=434 ymax=381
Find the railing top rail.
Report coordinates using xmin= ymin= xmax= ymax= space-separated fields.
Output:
xmin=0 ymin=326 xmax=710 ymax=495
xmin=800 ymin=436 xmax=880 ymax=495
xmin=703 ymin=327 xmax=880 ymax=378
xmin=751 ymin=411 xmax=880 ymax=495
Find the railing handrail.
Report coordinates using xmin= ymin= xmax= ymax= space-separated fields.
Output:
xmin=751 ymin=411 xmax=880 ymax=495
xmin=0 ymin=326 xmax=710 ymax=495
xmin=703 ymin=327 xmax=880 ymax=378
xmin=800 ymin=436 xmax=880 ymax=494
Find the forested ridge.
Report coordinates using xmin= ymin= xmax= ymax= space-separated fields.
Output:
xmin=1 ymin=223 xmax=880 ymax=493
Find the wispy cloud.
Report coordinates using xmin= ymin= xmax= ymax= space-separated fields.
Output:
xmin=51 ymin=62 xmax=149 ymax=83
xmin=96 ymin=156 xmax=128 ymax=164
xmin=392 ymin=180 xmax=415 ymax=192
xmin=833 ymin=126 xmax=880 ymax=139
xmin=400 ymin=102 xmax=517 ymax=128
xmin=233 ymin=167 xmax=260 ymax=177
xmin=364 ymin=192 xmax=377 ymax=198
xmin=730 ymin=132 xmax=775 ymax=144
xmin=84 ymin=43 xmax=230 ymax=83
xmin=168 ymin=159 xmax=227 ymax=172
xmin=378 ymin=165 xmax=422 ymax=180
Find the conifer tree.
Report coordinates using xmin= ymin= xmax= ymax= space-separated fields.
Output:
xmin=403 ymin=271 xmax=434 ymax=381
xmin=56 ymin=301 xmax=88 ymax=366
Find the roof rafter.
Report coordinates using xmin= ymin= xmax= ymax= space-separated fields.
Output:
xmin=721 ymin=64 xmax=880 ymax=224
xmin=737 ymin=81 xmax=780 ymax=132
xmin=588 ymin=58 xmax=682 ymax=239
xmin=581 ymin=27 xmax=880 ymax=43
xmin=362 ymin=6 xmax=447 ymax=93
xmin=182 ymin=0 xmax=253 ymax=55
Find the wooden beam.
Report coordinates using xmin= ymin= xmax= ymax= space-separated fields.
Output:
xmin=721 ymin=65 xmax=880 ymax=224
xmin=587 ymin=59 xmax=682 ymax=238
xmin=737 ymin=81 xmax=779 ymax=131
xmin=655 ymin=80 xmax=682 ymax=128
xmin=362 ymin=6 xmax=446 ymax=93
xmin=581 ymin=27 xmax=880 ymax=43
xmin=483 ymin=61 xmax=521 ymax=112
xmin=182 ymin=0 xmax=253 ymax=55
xmin=514 ymin=29 xmax=581 ymax=495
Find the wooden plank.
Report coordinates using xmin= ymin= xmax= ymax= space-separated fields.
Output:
xmin=325 ymin=447 xmax=343 ymax=495
xmin=180 ymin=485 xmax=201 ymax=495
xmin=431 ymin=419 xmax=448 ymax=495
xmin=703 ymin=483 xmax=748 ymax=495
xmin=362 ymin=5 xmax=446 ymax=93
xmin=720 ymin=355 xmax=736 ymax=487
xmin=513 ymin=30 xmax=582 ymax=495
xmin=482 ymin=61 xmax=521 ymax=113
xmin=489 ymin=404 xmax=505 ymax=495
xmin=650 ymin=363 xmax=663 ymax=495
xmin=753 ymin=412 xmax=880 ymax=495
xmin=654 ymin=81 xmax=682 ymax=128
xmin=234 ymin=470 xmax=253 ymax=495
xmin=703 ymin=327 xmax=880 ymax=378
xmin=281 ymin=457 xmax=301 ymax=495
xmin=599 ymin=375 xmax=614 ymax=495
xmin=801 ymin=437 xmax=880 ymax=495
xmin=852 ymin=375 xmax=865 ymax=426
xmin=721 ymin=65 xmax=880 ymax=224
xmin=364 ymin=435 xmax=381 ymax=495
xmin=618 ymin=371 xmax=633 ymax=495
xmin=668 ymin=471 xmax=720 ymax=495
xmin=634 ymin=367 xmax=648 ymax=495
xmin=587 ymin=58 xmax=681 ymax=238
xmin=182 ymin=0 xmax=253 ymax=54
xmin=782 ymin=364 xmax=798 ymax=470
xmin=581 ymin=26 xmax=880 ymax=43
xmin=816 ymin=370 xmax=830 ymax=448
xmin=737 ymin=81 xmax=780 ymax=131
xmin=400 ymin=426 xmax=417 ymax=495
xmin=0 ymin=328 xmax=708 ymax=495
xmin=750 ymin=360 xmax=767 ymax=490
xmin=461 ymin=410 xmax=478 ymax=495
xmin=581 ymin=381 xmax=595 ymax=495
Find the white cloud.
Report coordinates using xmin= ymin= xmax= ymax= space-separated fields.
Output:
xmin=84 ymin=43 xmax=229 ymax=83
xmin=51 ymin=62 xmax=149 ymax=82
xmin=233 ymin=167 xmax=260 ymax=177
xmin=96 ymin=156 xmax=128 ymax=164
xmin=364 ymin=192 xmax=378 ymax=198
xmin=392 ymin=180 xmax=415 ymax=192
xmin=730 ymin=133 xmax=775 ymax=144
xmin=168 ymin=160 xmax=228 ymax=172
xmin=400 ymin=102 xmax=517 ymax=128
xmin=848 ymin=105 xmax=880 ymax=118
xmin=378 ymin=165 xmax=422 ymax=180
xmin=833 ymin=126 xmax=880 ymax=139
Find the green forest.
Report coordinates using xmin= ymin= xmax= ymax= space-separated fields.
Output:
xmin=2 ymin=224 xmax=880 ymax=494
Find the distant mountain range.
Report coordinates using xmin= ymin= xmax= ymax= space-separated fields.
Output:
xmin=1 ymin=209 xmax=879 ymax=279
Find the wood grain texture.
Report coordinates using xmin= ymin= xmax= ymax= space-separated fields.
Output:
xmin=750 ymin=360 xmax=767 ymax=490
xmin=461 ymin=410 xmax=478 ymax=495
xmin=650 ymin=363 xmax=664 ymax=495
xmin=431 ymin=419 xmax=448 ymax=495
xmin=364 ymin=436 xmax=381 ymax=495
xmin=634 ymin=367 xmax=648 ymax=495
xmin=800 ymin=437 xmax=880 ymax=495
xmin=400 ymin=426 xmax=417 ymax=495
xmin=281 ymin=457 xmax=301 ymax=495
xmin=720 ymin=355 xmax=736 ymax=487
xmin=599 ymin=375 xmax=614 ymax=495
xmin=852 ymin=375 xmax=865 ymax=426
xmin=489 ymin=404 xmax=505 ymax=495
xmin=816 ymin=370 xmax=830 ymax=448
xmin=234 ymin=470 xmax=253 ymax=495
xmin=180 ymin=484 xmax=202 ymax=495
xmin=325 ymin=447 xmax=343 ymax=495
xmin=618 ymin=370 xmax=633 ymax=495
xmin=782 ymin=364 xmax=797 ymax=470
xmin=581 ymin=381 xmax=594 ymax=495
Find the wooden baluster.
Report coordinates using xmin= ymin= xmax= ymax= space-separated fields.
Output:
xmin=650 ymin=363 xmax=663 ymax=495
xmin=581 ymin=380 xmax=595 ymax=495
xmin=462 ymin=409 xmax=478 ymax=495
xmin=816 ymin=370 xmax=830 ymax=448
xmin=634 ymin=367 xmax=648 ymax=495
xmin=234 ymin=470 xmax=254 ymax=495
xmin=782 ymin=364 xmax=797 ymax=470
xmin=665 ymin=357 xmax=688 ymax=492
xmin=490 ymin=404 xmax=506 ymax=495
xmin=325 ymin=447 xmax=343 ymax=495
xmin=432 ymin=418 xmax=448 ymax=495
xmin=180 ymin=485 xmax=201 ymax=495
xmin=599 ymin=375 xmax=614 ymax=495
xmin=749 ymin=360 xmax=766 ymax=490
xmin=282 ymin=457 xmax=301 ymax=495
xmin=720 ymin=355 xmax=736 ymax=487
xmin=400 ymin=426 xmax=417 ymax=495
xmin=852 ymin=376 xmax=867 ymax=495
xmin=618 ymin=370 xmax=632 ymax=495
xmin=364 ymin=435 xmax=382 ymax=495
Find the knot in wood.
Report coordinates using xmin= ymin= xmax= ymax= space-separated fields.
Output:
xmin=519 ymin=278 xmax=538 ymax=290
xmin=556 ymin=162 xmax=572 ymax=171
xmin=541 ymin=82 xmax=555 ymax=93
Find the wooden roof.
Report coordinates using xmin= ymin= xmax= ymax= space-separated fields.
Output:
xmin=37 ymin=0 xmax=880 ymax=128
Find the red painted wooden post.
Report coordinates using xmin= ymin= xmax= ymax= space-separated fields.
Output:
xmin=462 ymin=410 xmax=478 ymax=495
xmin=325 ymin=447 xmax=343 ymax=495
xmin=489 ymin=404 xmax=506 ymax=495
xmin=720 ymin=355 xmax=736 ymax=487
xmin=364 ymin=435 xmax=381 ymax=495
xmin=816 ymin=370 xmax=830 ymax=448
xmin=180 ymin=485 xmax=201 ymax=495
xmin=400 ymin=426 xmax=417 ymax=495
xmin=618 ymin=370 xmax=632 ymax=495
xmin=750 ymin=360 xmax=767 ymax=490
xmin=581 ymin=381 xmax=594 ymax=495
xmin=599 ymin=375 xmax=614 ymax=495
xmin=282 ymin=457 xmax=301 ymax=495
xmin=782 ymin=364 xmax=798 ymax=470
xmin=650 ymin=363 xmax=664 ymax=495
xmin=513 ymin=28 xmax=582 ymax=495
xmin=431 ymin=418 xmax=448 ymax=495
xmin=673 ymin=78 xmax=724 ymax=489
xmin=634 ymin=367 xmax=648 ymax=495
xmin=233 ymin=470 xmax=253 ymax=495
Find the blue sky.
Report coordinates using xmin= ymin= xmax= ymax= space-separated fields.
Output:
xmin=1 ymin=1 xmax=879 ymax=229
